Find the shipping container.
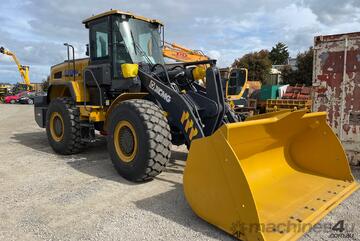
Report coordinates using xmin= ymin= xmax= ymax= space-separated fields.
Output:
xmin=313 ymin=32 xmax=360 ymax=165
xmin=259 ymin=85 xmax=280 ymax=100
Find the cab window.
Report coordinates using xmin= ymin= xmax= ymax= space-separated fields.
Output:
xmin=112 ymin=17 xmax=132 ymax=78
xmin=90 ymin=20 xmax=109 ymax=60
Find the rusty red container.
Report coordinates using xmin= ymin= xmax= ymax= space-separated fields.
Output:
xmin=313 ymin=32 xmax=360 ymax=165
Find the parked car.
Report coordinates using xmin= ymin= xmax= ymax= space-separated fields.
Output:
xmin=4 ymin=91 xmax=28 ymax=104
xmin=18 ymin=94 xmax=34 ymax=104
xmin=18 ymin=92 xmax=46 ymax=104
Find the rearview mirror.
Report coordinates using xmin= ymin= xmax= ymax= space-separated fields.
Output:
xmin=85 ymin=44 xmax=89 ymax=56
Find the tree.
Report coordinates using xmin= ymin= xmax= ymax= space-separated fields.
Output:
xmin=42 ymin=76 xmax=50 ymax=92
xmin=282 ymin=47 xmax=313 ymax=86
xmin=269 ymin=42 xmax=289 ymax=65
xmin=232 ymin=50 xmax=272 ymax=83
xmin=281 ymin=65 xmax=297 ymax=85
xmin=296 ymin=47 xmax=313 ymax=86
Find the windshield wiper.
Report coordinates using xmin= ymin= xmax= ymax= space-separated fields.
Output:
xmin=131 ymin=37 xmax=155 ymax=67
xmin=130 ymin=30 xmax=137 ymax=55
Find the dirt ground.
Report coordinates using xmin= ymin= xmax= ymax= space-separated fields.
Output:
xmin=0 ymin=104 xmax=359 ymax=241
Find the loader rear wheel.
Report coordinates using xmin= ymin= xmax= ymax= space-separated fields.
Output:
xmin=107 ymin=99 xmax=172 ymax=182
xmin=46 ymin=97 xmax=85 ymax=155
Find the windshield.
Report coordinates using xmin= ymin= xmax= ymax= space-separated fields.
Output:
xmin=228 ymin=70 xmax=246 ymax=95
xmin=113 ymin=17 xmax=164 ymax=66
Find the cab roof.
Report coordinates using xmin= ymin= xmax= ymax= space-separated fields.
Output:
xmin=82 ymin=10 xmax=163 ymax=26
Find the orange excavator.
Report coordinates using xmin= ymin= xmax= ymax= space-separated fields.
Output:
xmin=162 ymin=41 xmax=209 ymax=62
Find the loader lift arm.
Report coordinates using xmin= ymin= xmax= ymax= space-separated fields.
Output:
xmin=0 ymin=47 xmax=31 ymax=88
xmin=138 ymin=60 xmax=226 ymax=144
xmin=162 ymin=42 xmax=248 ymax=103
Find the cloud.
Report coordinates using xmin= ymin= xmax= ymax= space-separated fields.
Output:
xmin=297 ymin=0 xmax=360 ymax=25
xmin=208 ymin=50 xmax=221 ymax=60
xmin=0 ymin=0 xmax=360 ymax=83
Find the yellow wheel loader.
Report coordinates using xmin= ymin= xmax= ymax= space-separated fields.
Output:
xmin=33 ymin=10 xmax=359 ymax=241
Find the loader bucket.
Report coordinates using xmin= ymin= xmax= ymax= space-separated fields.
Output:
xmin=183 ymin=111 xmax=359 ymax=241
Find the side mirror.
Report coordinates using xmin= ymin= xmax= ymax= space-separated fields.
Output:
xmin=85 ymin=44 xmax=89 ymax=56
xmin=226 ymin=68 xmax=248 ymax=100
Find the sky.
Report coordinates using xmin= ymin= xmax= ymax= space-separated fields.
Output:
xmin=0 ymin=0 xmax=360 ymax=84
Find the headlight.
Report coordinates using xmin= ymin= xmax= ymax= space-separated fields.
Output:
xmin=192 ymin=66 xmax=206 ymax=80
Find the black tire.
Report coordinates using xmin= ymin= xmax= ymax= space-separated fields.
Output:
xmin=107 ymin=99 xmax=172 ymax=182
xmin=10 ymin=99 xmax=15 ymax=104
xmin=46 ymin=97 xmax=85 ymax=155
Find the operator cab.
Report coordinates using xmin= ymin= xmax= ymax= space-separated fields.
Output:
xmin=82 ymin=10 xmax=165 ymax=104
xmin=82 ymin=10 xmax=218 ymax=110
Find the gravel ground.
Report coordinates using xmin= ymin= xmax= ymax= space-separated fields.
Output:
xmin=0 ymin=104 xmax=359 ymax=241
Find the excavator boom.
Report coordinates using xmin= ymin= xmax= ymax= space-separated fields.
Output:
xmin=162 ymin=41 xmax=209 ymax=62
xmin=0 ymin=46 xmax=31 ymax=88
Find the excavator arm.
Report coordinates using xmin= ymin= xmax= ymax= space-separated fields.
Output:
xmin=162 ymin=42 xmax=209 ymax=62
xmin=0 ymin=47 xmax=31 ymax=88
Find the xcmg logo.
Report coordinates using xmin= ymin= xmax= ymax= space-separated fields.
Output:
xmin=149 ymin=80 xmax=171 ymax=103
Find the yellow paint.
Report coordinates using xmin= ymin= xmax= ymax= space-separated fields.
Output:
xmin=48 ymin=85 xmax=67 ymax=101
xmin=180 ymin=111 xmax=199 ymax=141
xmin=245 ymin=110 xmax=291 ymax=121
xmin=163 ymin=42 xmax=209 ymax=62
xmin=121 ymin=64 xmax=139 ymax=78
xmin=89 ymin=111 xmax=106 ymax=122
xmin=192 ymin=66 xmax=206 ymax=81
xmin=114 ymin=120 xmax=138 ymax=163
xmin=0 ymin=47 xmax=31 ymax=89
xmin=79 ymin=106 xmax=106 ymax=122
xmin=266 ymin=99 xmax=313 ymax=113
xmin=82 ymin=9 xmax=163 ymax=26
xmin=189 ymin=128 xmax=198 ymax=140
xmin=181 ymin=111 xmax=189 ymax=124
xmin=229 ymin=100 xmax=235 ymax=109
xmin=184 ymin=119 xmax=193 ymax=132
xmin=226 ymin=68 xmax=249 ymax=101
xmin=49 ymin=58 xmax=90 ymax=102
xmin=49 ymin=112 xmax=64 ymax=142
xmin=184 ymin=110 xmax=359 ymax=241
xmin=71 ymin=81 xmax=89 ymax=102
xmin=50 ymin=58 xmax=89 ymax=82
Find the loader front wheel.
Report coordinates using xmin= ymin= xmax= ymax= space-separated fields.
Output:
xmin=46 ymin=98 xmax=85 ymax=155
xmin=107 ymin=99 xmax=172 ymax=182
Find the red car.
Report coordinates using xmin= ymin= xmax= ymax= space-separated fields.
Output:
xmin=4 ymin=91 xmax=29 ymax=104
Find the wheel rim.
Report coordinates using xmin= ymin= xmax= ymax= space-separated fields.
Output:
xmin=114 ymin=120 xmax=138 ymax=163
xmin=50 ymin=112 xmax=64 ymax=142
